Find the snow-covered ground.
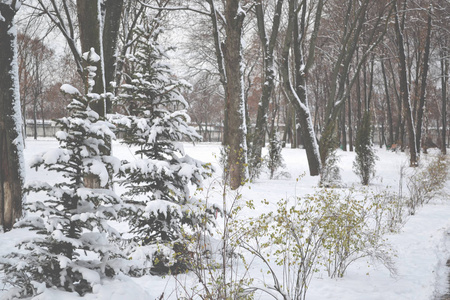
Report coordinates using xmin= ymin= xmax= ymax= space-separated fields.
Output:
xmin=1 ymin=138 xmax=450 ymax=300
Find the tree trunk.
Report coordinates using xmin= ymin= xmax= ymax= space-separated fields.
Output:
xmin=103 ymin=0 xmax=123 ymax=113
xmin=77 ymin=0 xmax=105 ymax=116
xmin=224 ymin=0 xmax=248 ymax=189
xmin=251 ymin=0 xmax=283 ymax=169
xmin=205 ymin=0 xmax=228 ymax=145
xmin=381 ymin=59 xmax=394 ymax=147
xmin=347 ymin=75 xmax=353 ymax=151
xmin=0 ymin=1 xmax=25 ymax=231
xmin=415 ymin=7 xmax=432 ymax=154
xmin=441 ymin=44 xmax=448 ymax=154
xmin=280 ymin=0 xmax=322 ymax=176
xmin=394 ymin=1 xmax=417 ymax=166
xmin=341 ymin=105 xmax=347 ymax=151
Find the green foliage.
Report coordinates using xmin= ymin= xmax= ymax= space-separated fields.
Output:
xmin=247 ymin=152 xmax=264 ymax=181
xmin=319 ymin=148 xmax=341 ymax=187
xmin=1 ymin=60 xmax=127 ymax=297
xmin=319 ymin=189 xmax=395 ymax=278
xmin=353 ymin=111 xmax=378 ymax=185
xmin=239 ymin=188 xmax=396 ymax=300
xmin=265 ymin=130 xmax=287 ymax=179
xmin=112 ymin=23 xmax=215 ymax=275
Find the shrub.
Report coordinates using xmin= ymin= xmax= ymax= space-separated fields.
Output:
xmin=406 ymin=152 xmax=449 ymax=214
xmin=265 ymin=130 xmax=288 ymax=179
xmin=173 ymin=179 xmax=255 ymax=299
xmin=319 ymin=148 xmax=341 ymax=187
xmin=239 ymin=188 xmax=396 ymax=300
xmin=320 ymin=189 xmax=395 ymax=278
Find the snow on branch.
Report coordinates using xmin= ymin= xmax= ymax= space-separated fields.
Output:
xmin=137 ymin=0 xmax=209 ymax=16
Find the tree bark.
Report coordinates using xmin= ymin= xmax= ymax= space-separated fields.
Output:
xmin=251 ymin=0 xmax=283 ymax=169
xmin=347 ymin=75 xmax=353 ymax=151
xmin=381 ymin=58 xmax=394 ymax=147
xmin=415 ymin=7 xmax=432 ymax=154
xmin=441 ymin=43 xmax=448 ymax=154
xmin=205 ymin=0 xmax=228 ymax=145
xmin=103 ymin=0 xmax=123 ymax=113
xmin=279 ymin=0 xmax=322 ymax=176
xmin=77 ymin=0 xmax=105 ymax=116
xmin=0 ymin=1 xmax=25 ymax=231
xmin=394 ymin=0 xmax=417 ymax=166
xmin=224 ymin=0 xmax=248 ymax=189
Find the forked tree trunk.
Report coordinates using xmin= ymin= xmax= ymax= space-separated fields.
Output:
xmin=251 ymin=0 xmax=283 ymax=167
xmin=280 ymin=0 xmax=322 ymax=176
xmin=0 ymin=2 xmax=24 ymax=231
xmin=394 ymin=1 xmax=418 ymax=166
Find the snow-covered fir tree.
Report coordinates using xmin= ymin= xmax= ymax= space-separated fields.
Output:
xmin=353 ymin=111 xmax=378 ymax=185
xmin=265 ymin=130 xmax=286 ymax=179
xmin=112 ymin=24 xmax=215 ymax=274
xmin=0 ymin=52 xmax=130 ymax=297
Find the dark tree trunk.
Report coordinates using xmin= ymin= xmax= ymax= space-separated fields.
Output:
xmin=206 ymin=0 xmax=228 ymax=145
xmin=224 ymin=0 xmax=247 ymax=189
xmin=347 ymin=75 xmax=353 ymax=151
xmin=387 ymin=58 xmax=403 ymax=145
xmin=0 ymin=1 xmax=24 ymax=231
xmin=103 ymin=0 xmax=123 ymax=113
xmin=251 ymin=0 xmax=283 ymax=167
xmin=381 ymin=59 xmax=394 ymax=147
xmin=77 ymin=0 xmax=105 ymax=116
xmin=415 ymin=7 xmax=432 ymax=154
xmin=341 ymin=104 xmax=347 ymax=151
xmin=280 ymin=0 xmax=322 ymax=176
xmin=394 ymin=1 xmax=417 ymax=166
xmin=441 ymin=44 xmax=448 ymax=154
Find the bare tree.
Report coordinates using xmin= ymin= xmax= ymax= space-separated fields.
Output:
xmin=249 ymin=0 xmax=284 ymax=174
xmin=318 ymin=0 xmax=393 ymax=166
xmin=279 ymin=0 xmax=323 ymax=176
xmin=393 ymin=0 xmax=417 ymax=166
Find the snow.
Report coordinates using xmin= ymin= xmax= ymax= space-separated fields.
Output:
xmin=60 ymin=84 xmax=81 ymax=96
xmin=7 ymin=16 xmax=26 ymax=204
xmin=82 ymin=48 xmax=101 ymax=63
xmin=2 ymin=138 xmax=450 ymax=299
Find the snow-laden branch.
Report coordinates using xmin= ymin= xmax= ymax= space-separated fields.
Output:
xmin=137 ymin=0 xmax=209 ymax=16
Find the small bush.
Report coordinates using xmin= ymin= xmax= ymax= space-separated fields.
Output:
xmin=406 ymin=152 xmax=449 ymax=214
xmin=172 ymin=177 xmax=255 ymax=300
xmin=265 ymin=131 xmax=288 ymax=179
xmin=320 ymin=189 xmax=395 ymax=278
xmin=319 ymin=149 xmax=341 ymax=187
xmin=239 ymin=188 xmax=395 ymax=300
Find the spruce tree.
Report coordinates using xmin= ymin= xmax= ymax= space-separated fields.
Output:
xmin=353 ymin=111 xmax=377 ymax=185
xmin=112 ymin=24 xmax=214 ymax=274
xmin=1 ymin=52 xmax=129 ymax=297
xmin=265 ymin=130 xmax=285 ymax=179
